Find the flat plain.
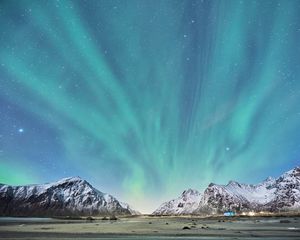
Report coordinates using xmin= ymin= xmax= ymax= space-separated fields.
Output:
xmin=0 ymin=216 xmax=299 ymax=240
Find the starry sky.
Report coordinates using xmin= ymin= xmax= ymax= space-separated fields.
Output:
xmin=1 ymin=0 xmax=300 ymax=213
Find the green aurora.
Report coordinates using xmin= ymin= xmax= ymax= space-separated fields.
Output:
xmin=0 ymin=0 xmax=300 ymax=212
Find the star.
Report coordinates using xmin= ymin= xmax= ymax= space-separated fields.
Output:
xmin=0 ymin=0 xmax=299 ymax=214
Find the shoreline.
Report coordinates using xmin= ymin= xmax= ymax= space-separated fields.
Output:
xmin=0 ymin=215 xmax=299 ymax=239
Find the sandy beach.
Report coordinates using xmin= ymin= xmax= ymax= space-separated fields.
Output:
xmin=0 ymin=215 xmax=299 ymax=239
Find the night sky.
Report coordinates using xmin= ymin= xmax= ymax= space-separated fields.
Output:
xmin=1 ymin=0 xmax=300 ymax=213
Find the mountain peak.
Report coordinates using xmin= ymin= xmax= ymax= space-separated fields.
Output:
xmin=262 ymin=176 xmax=275 ymax=185
xmin=279 ymin=166 xmax=300 ymax=181
xmin=58 ymin=176 xmax=83 ymax=182
xmin=291 ymin=166 xmax=300 ymax=175
xmin=182 ymin=188 xmax=199 ymax=196
xmin=152 ymin=188 xmax=202 ymax=215
xmin=153 ymin=166 xmax=300 ymax=215
xmin=265 ymin=176 xmax=274 ymax=182
xmin=286 ymin=166 xmax=300 ymax=174
xmin=227 ymin=180 xmax=241 ymax=187
xmin=51 ymin=176 xmax=89 ymax=188
xmin=0 ymin=177 xmax=134 ymax=217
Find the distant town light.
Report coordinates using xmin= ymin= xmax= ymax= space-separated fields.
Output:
xmin=248 ymin=211 xmax=255 ymax=216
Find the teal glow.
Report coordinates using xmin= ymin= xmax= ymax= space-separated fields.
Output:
xmin=0 ymin=0 xmax=300 ymax=213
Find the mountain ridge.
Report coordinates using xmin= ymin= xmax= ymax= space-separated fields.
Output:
xmin=0 ymin=176 xmax=139 ymax=217
xmin=153 ymin=166 xmax=300 ymax=215
xmin=153 ymin=188 xmax=202 ymax=215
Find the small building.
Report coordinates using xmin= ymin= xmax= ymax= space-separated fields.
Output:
xmin=224 ymin=211 xmax=235 ymax=217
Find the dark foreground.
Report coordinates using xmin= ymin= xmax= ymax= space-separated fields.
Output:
xmin=0 ymin=216 xmax=299 ymax=239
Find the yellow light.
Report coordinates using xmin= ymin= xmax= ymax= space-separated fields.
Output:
xmin=248 ymin=211 xmax=255 ymax=216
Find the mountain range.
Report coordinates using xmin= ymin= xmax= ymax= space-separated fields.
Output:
xmin=153 ymin=167 xmax=300 ymax=215
xmin=1 ymin=167 xmax=299 ymax=217
xmin=0 ymin=177 xmax=139 ymax=217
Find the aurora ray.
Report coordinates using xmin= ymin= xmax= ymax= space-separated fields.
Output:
xmin=0 ymin=0 xmax=300 ymax=213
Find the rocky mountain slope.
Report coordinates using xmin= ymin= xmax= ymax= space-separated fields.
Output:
xmin=0 ymin=177 xmax=137 ymax=217
xmin=153 ymin=189 xmax=202 ymax=215
xmin=120 ymin=202 xmax=141 ymax=215
xmin=153 ymin=167 xmax=300 ymax=215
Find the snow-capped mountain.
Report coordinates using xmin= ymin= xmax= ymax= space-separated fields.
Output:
xmin=153 ymin=167 xmax=300 ymax=215
xmin=0 ymin=177 xmax=137 ymax=217
xmin=265 ymin=167 xmax=300 ymax=211
xmin=153 ymin=189 xmax=202 ymax=215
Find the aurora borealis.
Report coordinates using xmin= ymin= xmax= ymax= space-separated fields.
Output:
xmin=1 ymin=0 xmax=300 ymax=213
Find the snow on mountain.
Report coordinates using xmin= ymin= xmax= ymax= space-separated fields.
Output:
xmin=153 ymin=167 xmax=300 ymax=215
xmin=196 ymin=182 xmax=251 ymax=214
xmin=265 ymin=167 xmax=300 ymax=211
xmin=153 ymin=189 xmax=202 ymax=215
xmin=197 ymin=178 xmax=277 ymax=214
xmin=0 ymin=177 xmax=137 ymax=217
xmin=120 ymin=202 xmax=141 ymax=215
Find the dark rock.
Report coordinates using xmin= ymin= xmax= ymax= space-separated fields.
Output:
xmin=280 ymin=220 xmax=291 ymax=223
xmin=40 ymin=227 xmax=54 ymax=230
xmin=109 ymin=215 xmax=118 ymax=220
xmin=177 ymin=203 xmax=184 ymax=208
xmin=86 ymin=216 xmax=95 ymax=221
xmin=182 ymin=226 xmax=191 ymax=230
